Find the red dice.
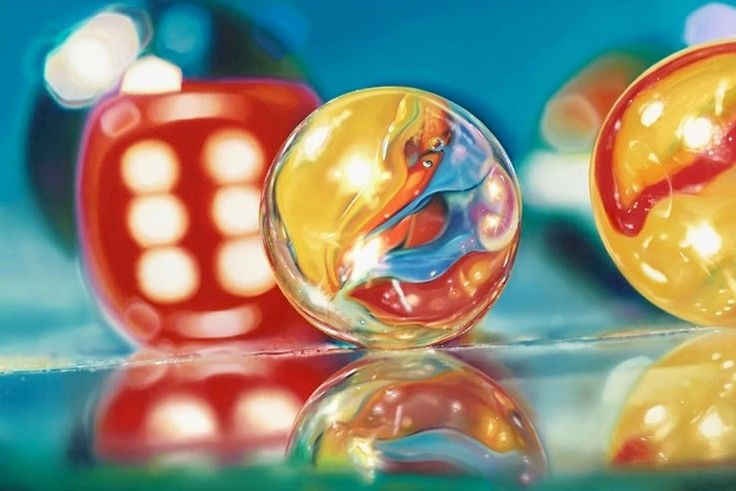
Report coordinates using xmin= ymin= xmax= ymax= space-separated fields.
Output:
xmin=94 ymin=352 xmax=333 ymax=464
xmin=77 ymin=80 xmax=321 ymax=350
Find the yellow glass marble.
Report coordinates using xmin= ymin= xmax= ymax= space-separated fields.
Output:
xmin=610 ymin=330 xmax=736 ymax=467
xmin=591 ymin=40 xmax=736 ymax=326
xmin=262 ymin=87 xmax=520 ymax=348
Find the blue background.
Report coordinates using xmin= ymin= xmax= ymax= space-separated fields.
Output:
xmin=0 ymin=0 xmax=713 ymax=359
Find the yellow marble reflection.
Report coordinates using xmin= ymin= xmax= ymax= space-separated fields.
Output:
xmin=610 ymin=331 xmax=736 ymax=467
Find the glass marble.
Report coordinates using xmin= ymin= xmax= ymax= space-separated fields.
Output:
xmin=262 ymin=87 xmax=521 ymax=348
xmin=591 ymin=41 xmax=736 ymax=327
xmin=610 ymin=330 xmax=736 ymax=468
xmin=77 ymin=79 xmax=323 ymax=349
xmin=287 ymin=352 xmax=546 ymax=483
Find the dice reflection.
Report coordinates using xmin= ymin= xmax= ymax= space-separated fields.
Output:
xmin=93 ymin=351 xmax=335 ymax=465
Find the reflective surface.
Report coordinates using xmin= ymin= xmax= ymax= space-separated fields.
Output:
xmin=591 ymin=40 xmax=736 ymax=327
xmin=610 ymin=330 xmax=736 ymax=467
xmin=78 ymin=79 xmax=323 ymax=350
xmin=94 ymin=352 xmax=333 ymax=465
xmin=262 ymin=87 xmax=520 ymax=348
xmin=288 ymin=351 xmax=545 ymax=483
xmin=5 ymin=329 xmax=736 ymax=489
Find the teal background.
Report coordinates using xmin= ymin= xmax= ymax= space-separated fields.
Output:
xmin=0 ymin=0 xmax=710 ymax=358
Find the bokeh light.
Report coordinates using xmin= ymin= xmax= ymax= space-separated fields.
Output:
xmin=684 ymin=3 xmax=736 ymax=46
xmin=44 ymin=10 xmax=151 ymax=107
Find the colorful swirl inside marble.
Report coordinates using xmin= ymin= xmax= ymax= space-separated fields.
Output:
xmin=262 ymin=87 xmax=520 ymax=348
